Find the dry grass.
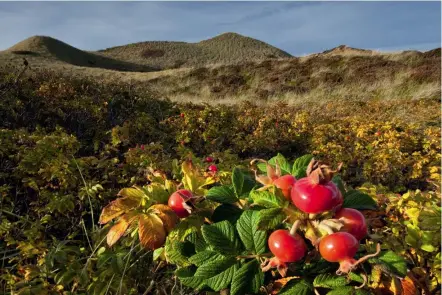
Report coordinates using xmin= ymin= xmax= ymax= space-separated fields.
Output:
xmin=0 ymin=34 xmax=440 ymax=125
xmin=98 ymin=32 xmax=291 ymax=69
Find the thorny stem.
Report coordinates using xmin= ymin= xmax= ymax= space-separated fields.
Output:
xmin=290 ymin=220 xmax=301 ymax=236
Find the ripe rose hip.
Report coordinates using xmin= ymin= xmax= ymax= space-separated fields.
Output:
xmin=261 ymin=221 xmax=307 ymax=277
xmin=205 ymin=156 xmax=214 ymax=163
xmin=268 ymin=229 xmax=307 ymax=263
xmin=335 ymin=208 xmax=367 ymax=240
xmin=319 ymin=232 xmax=359 ymax=274
xmin=208 ymin=165 xmax=218 ymax=173
xmin=273 ymin=175 xmax=296 ymax=200
xmin=291 ymin=159 xmax=342 ymax=214
xmin=168 ymin=189 xmax=194 ymax=218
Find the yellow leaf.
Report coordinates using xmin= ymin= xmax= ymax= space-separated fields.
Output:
xmin=138 ymin=213 xmax=166 ymax=250
xmin=117 ymin=186 xmax=146 ymax=200
xmin=107 ymin=213 xmax=138 ymax=247
xmin=181 ymin=160 xmax=215 ymax=195
xmin=150 ymin=204 xmax=179 ymax=233
xmin=99 ymin=196 xmax=141 ymax=224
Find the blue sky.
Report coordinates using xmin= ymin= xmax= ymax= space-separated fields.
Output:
xmin=0 ymin=1 xmax=440 ymax=55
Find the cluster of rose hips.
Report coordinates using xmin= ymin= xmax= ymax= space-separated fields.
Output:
xmin=166 ymin=158 xmax=379 ymax=278
xmin=259 ymin=159 xmax=378 ymax=277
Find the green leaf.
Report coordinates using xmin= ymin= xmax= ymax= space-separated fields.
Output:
xmin=258 ymin=153 xmax=292 ymax=175
xmin=186 ymin=232 xmax=208 ymax=252
xmin=202 ymin=221 xmax=242 ymax=255
xmin=292 ymin=154 xmax=314 ymax=179
xmin=153 ymin=247 xmax=164 ymax=261
xmin=332 ymin=175 xmax=346 ymax=195
xmin=256 ymin=208 xmax=286 ymax=230
xmin=164 ymin=239 xmax=194 ymax=267
xmin=313 ymin=273 xmax=348 ymax=288
xmin=206 ymin=185 xmax=238 ymax=204
xmin=278 ymin=278 xmax=314 ymax=295
xmin=230 ymin=260 xmax=263 ymax=295
xmin=347 ymin=272 xmax=365 ymax=284
xmin=418 ymin=206 xmax=441 ymax=231
xmin=167 ymin=215 xmax=204 ymax=241
xmin=370 ymin=251 xmax=407 ymax=278
xmin=189 ymin=250 xmax=224 ymax=267
xmin=326 ymin=286 xmax=370 ymax=295
xmin=212 ymin=204 xmax=243 ymax=224
xmin=194 ymin=257 xmax=238 ymax=291
xmin=250 ymin=190 xmax=288 ymax=208
xmin=176 ymin=267 xmax=207 ymax=290
xmin=236 ymin=211 xmax=267 ymax=255
xmin=232 ymin=167 xmax=255 ymax=198
xmin=343 ymin=190 xmax=377 ymax=210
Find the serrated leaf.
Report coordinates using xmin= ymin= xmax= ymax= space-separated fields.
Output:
xmin=292 ymin=154 xmax=314 ymax=179
xmin=347 ymin=272 xmax=364 ymax=284
xmin=343 ymin=190 xmax=377 ymax=210
xmin=250 ymin=190 xmax=287 ymax=208
xmin=278 ymin=278 xmax=314 ymax=295
xmin=106 ymin=212 xmax=138 ymax=247
xmin=332 ymin=175 xmax=346 ymax=195
xmin=99 ymin=196 xmax=141 ymax=224
xmin=164 ymin=239 xmax=194 ymax=267
xmin=182 ymin=160 xmax=215 ymax=195
xmin=189 ymin=250 xmax=224 ymax=267
xmin=153 ymin=247 xmax=165 ymax=261
xmin=236 ymin=211 xmax=266 ymax=254
xmin=212 ymin=204 xmax=243 ymax=224
xmin=258 ymin=153 xmax=292 ymax=175
xmin=257 ymin=208 xmax=285 ymax=230
xmin=313 ymin=273 xmax=348 ymax=288
xmin=202 ymin=221 xmax=242 ymax=255
xmin=418 ymin=206 xmax=441 ymax=231
xmin=117 ymin=186 xmax=146 ymax=199
xmin=145 ymin=183 xmax=169 ymax=204
xmin=138 ymin=213 xmax=166 ymax=250
xmin=194 ymin=257 xmax=238 ymax=291
xmin=232 ymin=167 xmax=255 ymax=198
xmin=168 ymin=214 xmax=204 ymax=241
xmin=326 ymin=286 xmax=370 ymax=295
xmin=230 ymin=260 xmax=263 ymax=295
xmin=206 ymin=185 xmax=238 ymax=204
xmin=186 ymin=232 xmax=208 ymax=252
xmin=150 ymin=204 xmax=179 ymax=233
xmin=370 ymin=251 xmax=407 ymax=278
xmin=176 ymin=267 xmax=207 ymax=290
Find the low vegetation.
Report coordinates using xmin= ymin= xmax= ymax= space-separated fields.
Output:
xmin=0 ymin=64 xmax=440 ymax=294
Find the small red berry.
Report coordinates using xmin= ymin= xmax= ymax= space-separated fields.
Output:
xmin=168 ymin=189 xmax=194 ymax=218
xmin=140 ymin=144 xmax=145 ymax=150
xmin=375 ymin=131 xmax=381 ymax=136
xmin=205 ymin=156 xmax=214 ymax=163
xmin=180 ymin=113 xmax=185 ymax=118
xmin=208 ymin=165 xmax=218 ymax=173
xmin=335 ymin=208 xmax=367 ymax=240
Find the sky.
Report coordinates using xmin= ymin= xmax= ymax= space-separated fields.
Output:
xmin=0 ymin=1 xmax=440 ymax=56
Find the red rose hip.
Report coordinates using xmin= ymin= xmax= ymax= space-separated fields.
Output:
xmin=273 ymin=175 xmax=296 ymax=200
xmin=168 ymin=189 xmax=194 ymax=218
xmin=335 ymin=208 xmax=367 ymax=240
xmin=291 ymin=159 xmax=342 ymax=214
